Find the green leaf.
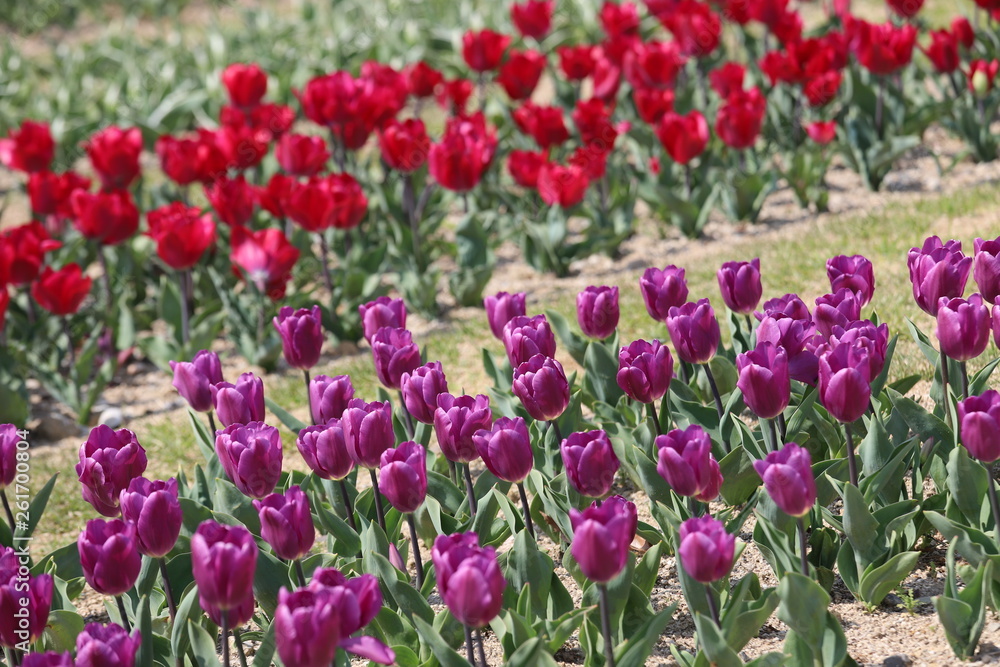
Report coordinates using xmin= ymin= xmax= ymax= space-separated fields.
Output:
xmin=15 ymin=473 xmax=57 ymax=540
xmin=265 ymin=397 xmax=309 ymax=434
xmin=888 ymin=387 xmax=953 ymax=448
xmin=506 ymin=637 xmax=558 ymax=667
xmin=691 ymin=612 xmax=743 ymax=667
xmin=187 ymin=620 xmax=220 ymax=667
xmin=170 ymin=585 xmax=203 ymax=660
xmin=718 ymin=446 xmax=761 ymax=506
xmin=837 ymin=480 xmax=884 ymax=565
xmin=614 ymin=603 xmax=677 ymax=667
xmin=412 ymin=615 xmax=471 ymax=667
xmin=777 ymin=572 xmax=830 ymax=649
xmin=187 ymin=409 xmax=218 ymax=466
xmin=858 ymin=551 xmax=920 ymax=606
xmin=946 ymin=445 xmax=989 ymax=528
xmin=252 ymin=619 xmax=277 ymax=667
xmin=253 ymin=550 xmax=292 ymax=617
xmin=136 ymin=595 xmax=153 ymax=667
xmin=41 ymin=610 xmax=85 ymax=653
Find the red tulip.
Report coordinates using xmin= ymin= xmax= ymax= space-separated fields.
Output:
xmin=922 ymin=30 xmax=960 ymax=73
xmin=286 ymin=174 xmax=367 ymax=232
xmin=804 ymin=70 xmax=843 ymax=107
xmin=205 ymin=175 xmax=256 ymax=227
xmin=497 ymin=49 xmax=546 ymax=100
xmin=592 ymin=53 xmax=623 ymax=101
xmin=513 ymin=103 xmax=570 ymax=149
xmin=538 ymin=163 xmax=589 ymax=208
xmin=633 ymin=87 xmax=675 ymax=124
xmin=257 ymin=173 xmax=294 ymax=219
xmin=511 ymin=0 xmax=554 ymax=39
xmin=276 ymin=134 xmax=330 ymax=176
xmin=508 ymin=150 xmax=547 ymax=188
xmin=660 ymin=0 xmax=722 ymax=57
xmin=623 ymin=40 xmax=685 ymax=90
xmin=428 ymin=113 xmax=497 ymax=192
xmin=379 ymin=119 xmax=431 ymax=173
xmin=28 ymin=170 xmax=90 ymax=219
xmin=0 ymin=120 xmax=54 ymax=173
xmin=155 ymin=131 xmax=228 ymax=185
xmin=969 ymin=59 xmax=1000 ymax=95
xmin=84 ymin=126 xmax=143 ymax=191
xmin=146 ymin=203 xmax=217 ymax=270
xmin=230 ymin=226 xmax=300 ymax=300
xmin=599 ymin=0 xmax=640 ymax=38
xmin=572 ymin=99 xmax=618 ymax=150
xmin=709 ymin=62 xmax=746 ymax=99
xmin=32 ymin=264 xmax=92 ymax=315
xmin=951 ymin=17 xmax=975 ymax=49
xmin=715 ymin=87 xmax=766 ymax=150
xmin=655 ymin=111 xmax=709 ymax=165
xmin=404 ymin=62 xmax=444 ymax=98
xmin=887 ymin=0 xmax=923 ymax=18
xmin=0 ymin=289 xmax=8 ymax=332
xmin=848 ymin=19 xmax=916 ymax=75
xmin=436 ymin=78 xmax=474 ymax=114
xmin=462 ymin=29 xmax=511 ymax=72
xmin=558 ymin=45 xmax=597 ymax=81
xmin=0 ymin=222 xmax=61 ymax=285
xmin=296 ymin=72 xmax=375 ymax=150
xmin=70 ymin=189 xmax=140 ymax=246
xmin=806 ymin=121 xmax=837 ymax=145
xmin=222 ymin=63 xmax=268 ymax=109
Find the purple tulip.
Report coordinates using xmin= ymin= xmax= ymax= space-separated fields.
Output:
xmin=812 ymin=289 xmax=862 ymax=338
xmin=937 ymin=294 xmax=992 ymax=362
xmin=958 ymin=391 xmax=1000 ymax=463
xmin=736 ymin=342 xmax=791 ymax=420
xmin=21 ymin=653 xmax=73 ymax=667
xmin=561 ymin=430 xmax=620 ymax=498
xmin=119 ymin=477 xmax=182 ymax=558
xmin=309 ymin=569 xmax=394 ymax=664
xmin=253 ymin=485 xmax=315 ymax=561
xmin=828 ymin=319 xmax=890 ymax=381
xmin=296 ymin=419 xmax=355 ymax=480
xmin=640 ymin=265 xmax=689 ymax=322
xmin=907 ymin=236 xmax=973 ymax=316
xmin=201 ymin=591 xmax=255 ymax=630
xmin=655 ymin=425 xmax=722 ymax=501
xmin=76 ymin=425 xmax=148 ymax=517
xmin=666 ymin=299 xmax=721 ymax=365
xmin=569 ymin=495 xmax=637 ymax=583
xmin=211 ymin=372 xmax=266 ymax=427
xmin=359 ymin=297 xmax=407 ymax=344
xmin=616 ymin=339 xmax=674 ymax=404
xmin=473 ymin=417 xmax=534 ymax=483
xmin=994 ymin=300 xmax=1000 ymax=350
xmin=678 ymin=516 xmax=735 ymax=583
xmin=342 ymin=399 xmax=395 ymax=468
xmin=0 ymin=424 xmax=20 ymax=488
xmin=974 ymin=237 xmax=1000 ymax=303
xmin=379 ymin=441 xmax=428 ymax=513
xmin=275 ymin=587 xmax=343 ymax=667
xmin=431 ymin=532 xmax=506 ymax=628
xmin=717 ymin=258 xmax=762 ymax=315
xmin=433 ymin=394 xmax=492 ymax=464
xmin=78 ymin=519 xmax=142 ymax=596
xmin=401 ymin=362 xmax=449 ymax=424
xmin=371 ymin=327 xmax=422 ymax=390
xmin=484 ymin=291 xmax=527 ymax=340
xmin=215 ymin=422 xmax=283 ymax=499
xmin=577 ymin=286 xmax=620 ymax=339
xmin=817 ymin=341 xmax=871 ymax=423
xmin=0 ymin=570 xmax=52 ymax=648
xmin=755 ymin=293 xmax=811 ymax=322
xmin=512 ymin=354 xmax=570 ymax=422
xmin=309 ymin=374 xmax=354 ymax=424
xmin=753 ymin=442 xmax=817 ymax=517
xmin=827 ymin=255 xmax=875 ymax=306
xmin=756 ymin=316 xmax=820 ymax=385
xmin=75 ymin=623 xmax=140 ymax=667
xmin=191 ymin=520 xmax=258 ymax=611
xmin=503 ymin=314 xmax=556 ymax=367
xmin=169 ymin=350 xmax=223 ymax=412
xmin=273 ymin=305 xmax=324 ymax=370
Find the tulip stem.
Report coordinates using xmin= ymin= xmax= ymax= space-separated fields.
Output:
xmin=158 ymin=558 xmax=177 ymax=620
xmin=797 ymin=517 xmax=809 ymax=577
xmin=704 ymin=584 xmax=721 ymax=628
xmin=116 ymin=595 xmax=132 ymax=633
xmin=0 ymin=489 xmax=14 ymax=533
xmin=688 ymin=495 xmax=702 ymax=518
xmin=549 ymin=419 xmax=563 ymax=444
xmin=221 ymin=610 xmax=230 ymax=667
xmin=406 ymin=513 xmax=425 ymax=589
xmin=294 ymin=559 xmax=307 ymax=588
xmin=337 ymin=479 xmax=357 ymax=532
xmin=940 ymin=351 xmax=952 ymax=429
xmin=984 ymin=461 xmax=1000 ymax=543
xmin=317 ymin=233 xmax=334 ymax=294
xmin=475 ymin=628 xmax=488 ymax=667
xmin=768 ymin=417 xmax=779 ymax=453
xmin=303 ymin=369 xmax=313 ymax=425
xmin=744 ymin=314 xmax=754 ymax=338
xmin=702 ymin=364 xmax=726 ymax=426
xmin=517 ymin=482 xmax=536 ymax=541
xmin=208 ymin=411 xmax=218 ymax=436
xmin=464 ymin=464 xmax=478 ymax=516
xmin=369 ymin=468 xmax=388 ymax=534
xmin=778 ymin=412 xmax=787 ymax=443
xmin=679 ymin=361 xmax=690 ymax=385
xmin=232 ymin=629 xmax=249 ymax=667
xmin=598 ymin=583 xmax=616 ymax=667
xmin=464 ymin=624 xmax=477 ymax=665
xmin=4 ymin=646 xmax=18 ymax=667
xmin=960 ymin=361 xmax=970 ymax=401
xmin=844 ymin=422 xmax=858 ymax=487
xmin=448 ymin=459 xmax=459 ymax=486
xmin=62 ymin=318 xmax=81 ymax=409
xmin=398 ymin=390 xmax=416 ymax=440
xmin=648 ymin=401 xmax=661 ymax=436
xmin=178 ymin=269 xmax=190 ymax=346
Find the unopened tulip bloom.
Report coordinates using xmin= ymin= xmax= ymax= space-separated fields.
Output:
xmin=0 ymin=569 xmax=52 ymax=648
xmin=813 ymin=289 xmax=863 ymax=338
xmin=737 ymin=343 xmax=791 ymax=420
xmin=503 ymin=315 xmax=556 ymax=367
xmin=473 ymin=417 xmax=533 ymax=483
xmin=434 ymin=394 xmax=492 ymax=464
xmin=309 ymin=374 xmax=354 ymax=424
xmin=484 ymin=291 xmax=527 ymax=340
xmin=462 ymin=29 xmax=512 ymax=72
xmin=818 ymin=341 xmax=871 ymax=424
xmin=512 ymin=355 xmax=570 ymax=422
xmin=829 ymin=320 xmax=890 ymax=381
xmin=273 ymin=305 xmax=324 ymax=370
xmin=974 ymin=237 xmax=1000 ymax=303
xmin=359 ymin=297 xmax=407 ymax=344
xmin=937 ymin=294 xmax=992 ymax=362
xmin=31 ymin=264 xmax=92 ymax=315
xmin=297 ymin=419 xmax=355 ymax=480
xmin=511 ymin=0 xmax=553 ymax=38
xmin=717 ymin=259 xmax=762 ymax=315
xmin=215 ymin=422 xmax=283 ymax=498
xmin=76 ymin=425 xmax=148 ymax=517
xmin=616 ymin=339 xmax=674 ymax=404
xmin=431 ymin=533 xmax=507 ymax=628
xmin=753 ymin=442 xmax=817 ymax=517
xmin=379 ymin=441 xmax=428 ymax=513
xmin=169 ymin=350 xmax=223 ymax=413
xmin=191 ymin=521 xmax=258 ymax=611
xmin=401 ymin=362 xmax=448 ymax=424
xmin=309 ymin=570 xmax=394 ymax=664
xmin=84 ymin=126 xmax=142 ymax=191
xmin=0 ymin=120 xmax=54 ymax=173
xmin=75 ymin=623 xmax=140 ymax=667
xmin=275 ymin=587 xmax=343 ymax=667
xmin=222 ymin=63 xmax=268 ymax=108
xmin=212 ymin=372 xmax=265 ymax=427
xmin=957 ymin=390 xmax=1000 ymax=463
xmin=230 ymin=226 xmax=300 ymax=301
xmin=276 ymin=133 xmax=330 ymax=176
xmin=827 ymin=255 xmax=875 ymax=306
xmin=678 ymin=516 xmax=735 ymax=583
xmin=70 ymin=189 xmax=140 ymax=246
xmin=254 ymin=486 xmax=315 ymax=561
xmin=21 ymin=653 xmax=72 ymax=667
xmin=570 ymin=495 xmax=637 ymax=583
xmin=78 ymin=519 xmax=142 ymax=596
xmin=371 ymin=327 xmax=422 ymax=390
xmin=119 ymin=477 xmax=182 ymax=558
xmin=561 ymin=430 xmax=619 ymax=498
xmin=640 ymin=266 xmax=689 ymax=322
xmin=757 ymin=293 xmax=812 ymax=322
xmin=655 ymin=426 xmax=721 ymax=500
xmin=577 ymin=286 xmax=620 ymax=340
xmin=342 ymin=399 xmax=395 ymax=468
xmin=0 ymin=425 xmax=18 ymax=489
xmin=667 ymin=299 xmax=721 ymax=365
xmin=907 ymin=236 xmax=972 ymax=316
xmin=146 ymin=202 xmax=217 ymax=270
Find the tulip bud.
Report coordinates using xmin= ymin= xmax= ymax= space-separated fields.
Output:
xmin=640 ymin=265 xmax=688 ymax=322
xmin=828 ymin=320 xmax=889 ymax=381
xmin=76 ymin=425 xmax=148 ymax=518
xmin=308 ymin=570 xmax=392 ymax=663
xmin=297 ymin=419 xmax=355 ymax=481
xmin=0 ymin=424 xmax=20 ymax=489
xmin=431 ymin=532 xmax=507 ymax=628
xmin=678 ymin=516 xmax=736 ymax=583
xmin=473 ymin=417 xmax=534 ymax=483
xmin=936 ymin=294 xmax=992 ymax=362
xmin=753 ymin=442 xmax=817 ymax=517
xmin=75 ymin=623 xmax=140 ymax=667
xmin=512 ymin=354 xmax=570 ymax=422
xmin=655 ymin=426 xmax=722 ymax=501
xmin=756 ymin=293 xmax=811 ymax=322
xmin=616 ymin=339 xmax=674 ymax=404
xmin=222 ymin=63 xmax=268 ymax=108
xmin=813 ymin=289 xmax=862 ymax=338
xmin=275 ymin=587 xmax=343 ymax=667
xmin=212 ymin=372 xmax=266 ymax=427
xmin=484 ymin=291 xmax=527 ymax=340
xmin=169 ymin=350 xmax=223 ymax=413
xmin=717 ymin=259 xmax=762 ymax=315
xmin=401 ymin=362 xmax=449 ymax=424
xmin=342 ymin=399 xmax=395 ymax=468
xmin=827 ymin=255 xmax=875 ymax=306
xmin=957 ymin=390 xmax=1000 ymax=463
xmin=371 ymin=327 xmax=422 ymax=390
xmin=974 ymin=237 xmax=1000 ymax=304
xmin=215 ymin=422 xmax=283 ymax=499
xmin=434 ymin=394 xmax=493 ymax=463
xmin=78 ymin=519 xmax=142 ymax=596
xmin=254 ymin=486 xmax=316 ymax=561
xmin=736 ymin=342 xmax=791 ymax=420
xmin=379 ymin=441 xmax=428 ymax=513
xmin=119 ymin=477 xmax=182 ymax=558
xmin=191 ymin=521 xmax=258 ymax=611
xmin=0 ymin=569 xmax=51 ymax=648
xmin=561 ymin=430 xmax=620 ymax=498
xmin=576 ymin=286 xmax=620 ymax=340
xmin=756 ymin=316 xmax=820 ymax=385
xmin=359 ymin=297 xmax=406 ymax=344
xmin=309 ymin=374 xmax=354 ymax=424
xmin=907 ymin=236 xmax=972 ymax=316
xmin=273 ymin=305 xmax=324 ymax=370
xmin=569 ymin=495 xmax=637 ymax=583
xmin=503 ymin=315 xmax=556 ymax=368
xmin=817 ymin=341 xmax=871 ymax=424
xmin=666 ymin=299 xmax=721 ymax=365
